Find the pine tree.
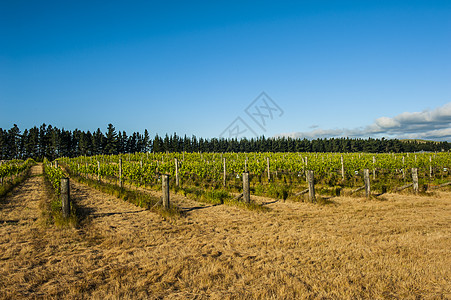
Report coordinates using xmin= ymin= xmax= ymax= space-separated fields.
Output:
xmin=143 ymin=129 xmax=151 ymax=152
xmin=104 ymin=124 xmax=118 ymax=155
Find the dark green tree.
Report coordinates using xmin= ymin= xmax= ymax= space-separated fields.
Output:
xmin=104 ymin=124 xmax=118 ymax=155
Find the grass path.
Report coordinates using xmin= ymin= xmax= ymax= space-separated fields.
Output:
xmin=0 ymin=164 xmax=49 ymax=297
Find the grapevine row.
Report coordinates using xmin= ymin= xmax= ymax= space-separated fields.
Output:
xmin=0 ymin=159 xmax=35 ymax=183
xmin=43 ymin=158 xmax=65 ymax=196
xmin=59 ymin=152 xmax=451 ymax=191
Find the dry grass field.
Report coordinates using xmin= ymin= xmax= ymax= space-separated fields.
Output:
xmin=0 ymin=165 xmax=450 ymax=299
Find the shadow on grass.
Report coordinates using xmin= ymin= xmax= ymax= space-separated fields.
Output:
xmin=0 ymin=217 xmax=38 ymax=225
xmin=261 ymin=200 xmax=279 ymax=206
xmin=90 ymin=210 xmax=144 ymax=218
xmin=181 ymin=205 xmax=216 ymax=213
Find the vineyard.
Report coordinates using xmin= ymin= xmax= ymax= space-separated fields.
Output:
xmin=0 ymin=158 xmax=35 ymax=197
xmin=1 ymin=152 xmax=450 ymax=298
xmin=0 ymin=159 xmax=35 ymax=183
xmin=57 ymin=151 xmax=451 ymax=202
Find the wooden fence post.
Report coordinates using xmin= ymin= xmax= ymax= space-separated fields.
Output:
xmin=307 ymin=170 xmax=315 ymax=203
xmin=61 ymin=178 xmax=70 ymax=218
xmin=175 ymin=158 xmax=179 ymax=186
xmin=162 ymin=174 xmax=170 ymax=208
xmin=267 ymin=157 xmax=270 ymax=182
xmin=55 ymin=160 xmax=58 ymax=169
xmin=412 ymin=168 xmax=419 ymax=194
xmin=372 ymin=156 xmax=376 ymax=180
xmin=119 ymin=157 xmax=123 ymax=188
xmin=243 ymin=172 xmax=250 ymax=203
xmin=364 ymin=169 xmax=371 ymax=198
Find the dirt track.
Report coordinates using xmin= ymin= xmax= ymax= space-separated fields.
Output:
xmin=0 ymin=165 xmax=450 ymax=299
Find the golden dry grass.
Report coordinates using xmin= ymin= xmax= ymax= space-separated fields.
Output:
xmin=0 ymin=165 xmax=450 ymax=299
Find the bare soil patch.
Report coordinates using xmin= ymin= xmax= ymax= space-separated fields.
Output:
xmin=1 ymin=170 xmax=450 ymax=299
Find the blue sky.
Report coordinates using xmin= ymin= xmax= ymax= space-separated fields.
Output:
xmin=1 ymin=0 xmax=450 ymax=140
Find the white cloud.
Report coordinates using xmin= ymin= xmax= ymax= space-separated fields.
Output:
xmin=375 ymin=117 xmax=400 ymax=129
xmin=276 ymin=102 xmax=451 ymax=141
xmin=283 ymin=129 xmax=344 ymax=139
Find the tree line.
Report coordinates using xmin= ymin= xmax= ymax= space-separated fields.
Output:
xmin=1 ymin=123 xmax=449 ymax=161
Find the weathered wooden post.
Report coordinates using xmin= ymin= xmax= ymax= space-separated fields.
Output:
xmin=61 ymin=178 xmax=70 ymax=218
xmin=162 ymin=174 xmax=170 ymax=208
xmin=341 ymin=155 xmax=345 ymax=181
xmin=301 ymin=156 xmax=305 ymax=174
xmin=223 ymin=158 xmax=226 ymax=187
xmin=307 ymin=170 xmax=315 ymax=203
xmin=175 ymin=158 xmax=179 ymax=186
xmin=372 ymin=156 xmax=376 ymax=180
xmin=402 ymin=156 xmax=406 ymax=180
xmin=364 ymin=169 xmax=371 ymax=198
xmin=412 ymin=168 xmax=419 ymax=194
xmin=119 ymin=157 xmax=123 ymax=188
xmin=55 ymin=160 xmax=58 ymax=169
xmin=267 ymin=157 xmax=270 ymax=182
xmin=243 ymin=172 xmax=250 ymax=203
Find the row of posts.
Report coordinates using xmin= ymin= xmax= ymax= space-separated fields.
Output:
xmin=174 ymin=157 xmax=270 ymax=187
xmin=60 ymin=165 xmax=421 ymax=218
xmin=95 ymin=156 xmax=434 ymax=190
xmin=59 ymin=171 xmax=253 ymax=219
xmin=162 ymin=172 xmax=252 ymax=206
xmin=172 ymin=156 xmax=423 ymax=188
xmin=305 ymin=168 xmax=419 ymax=201
xmin=360 ymin=167 xmax=419 ymax=198
xmin=58 ymin=174 xmax=172 ymax=218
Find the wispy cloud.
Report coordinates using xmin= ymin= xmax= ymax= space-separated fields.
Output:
xmin=277 ymin=102 xmax=451 ymax=141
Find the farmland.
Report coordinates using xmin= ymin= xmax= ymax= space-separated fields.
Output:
xmin=0 ymin=153 xmax=450 ymax=299
xmin=60 ymin=151 xmax=451 ymax=200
